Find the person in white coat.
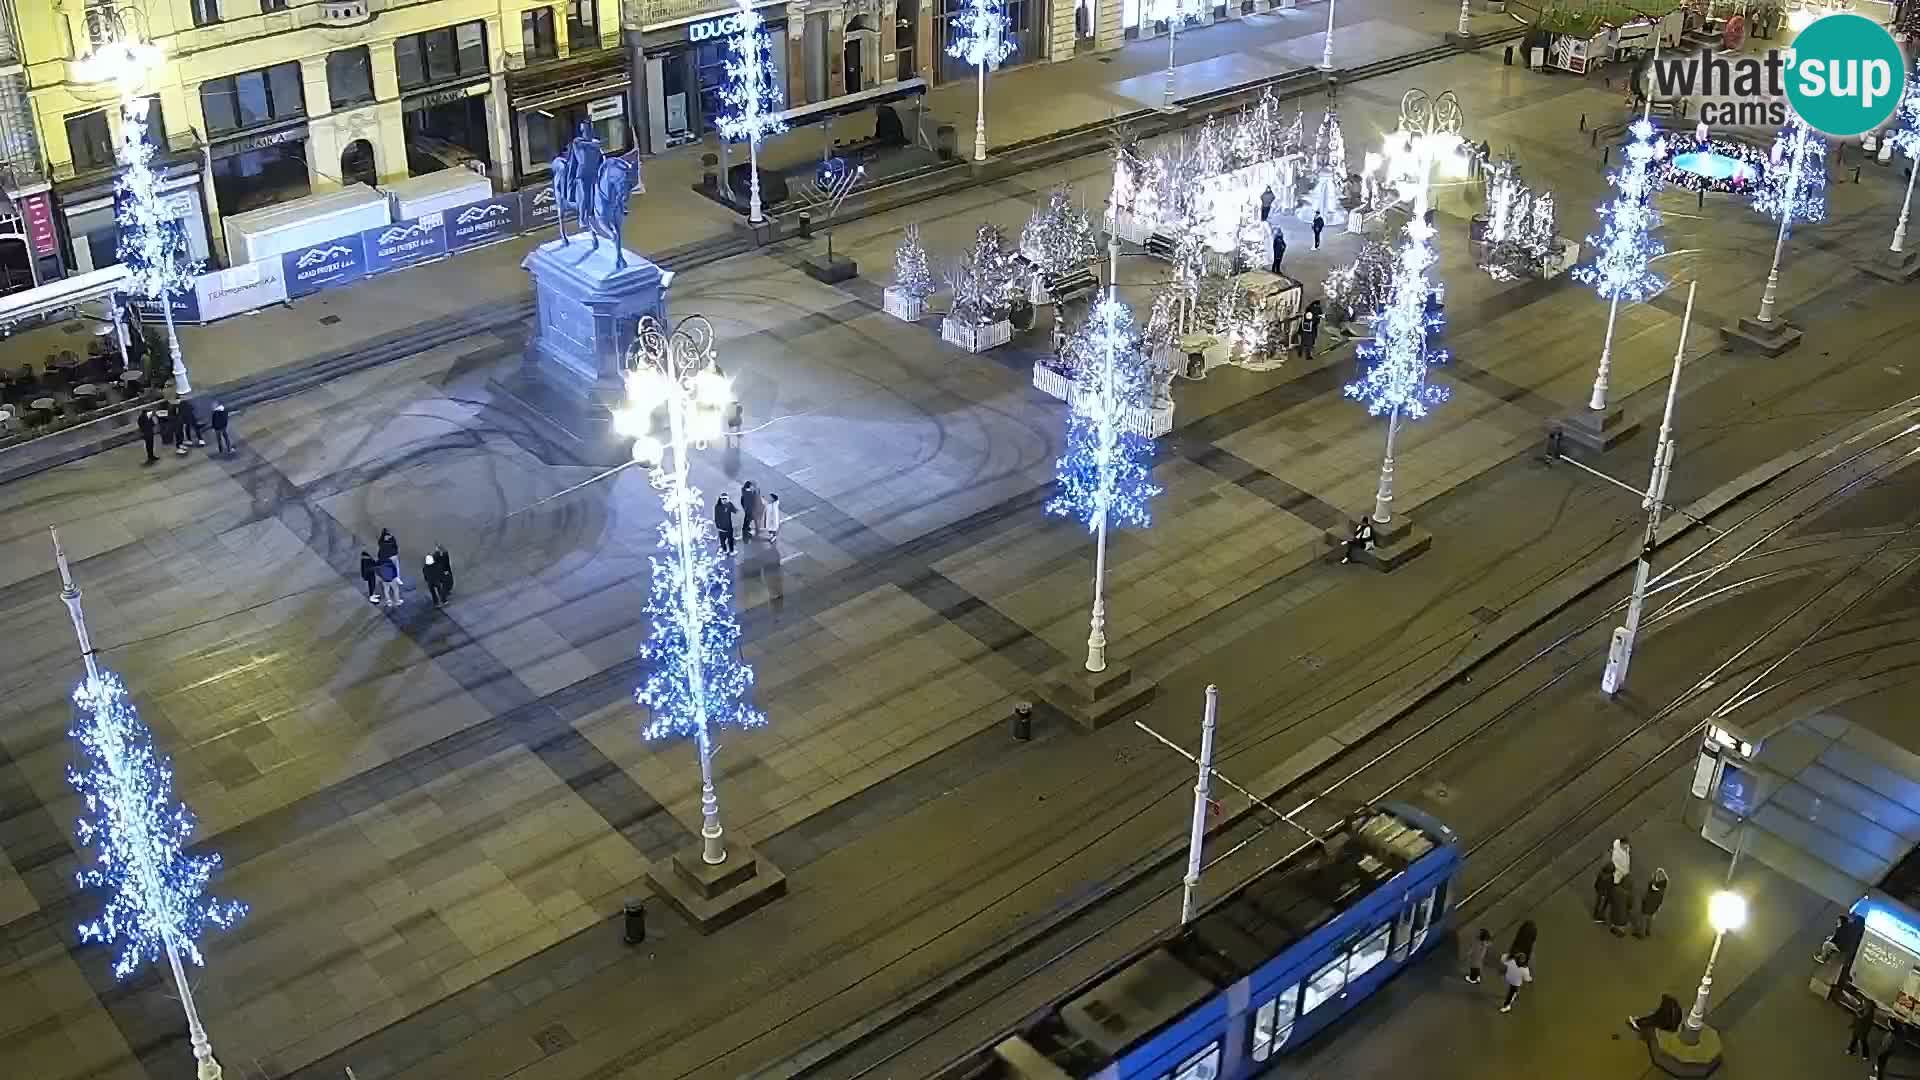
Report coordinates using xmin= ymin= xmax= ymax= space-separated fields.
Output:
xmin=762 ymin=493 xmax=783 ymax=541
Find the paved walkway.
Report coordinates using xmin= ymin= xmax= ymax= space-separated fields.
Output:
xmin=2 ymin=16 xmax=1919 ymax=1080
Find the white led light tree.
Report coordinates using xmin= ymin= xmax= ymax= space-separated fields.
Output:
xmin=1345 ymin=210 xmax=1450 ymax=527
xmin=1575 ymin=118 xmax=1667 ymax=412
xmin=948 ymin=0 xmax=1015 ymax=163
xmin=716 ymin=0 xmax=788 ymax=225
xmin=52 ymin=530 xmax=245 ymax=1080
xmin=1886 ymin=71 xmax=1920 ymax=255
xmin=118 ymin=99 xmax=200 ymax=397
xmin=1752 ymin=116 xmax=1827 ymax=325
xmin=616 ymin=316 xmax=765 ymax=866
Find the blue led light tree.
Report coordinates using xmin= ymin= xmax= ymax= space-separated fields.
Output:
xmin=948 ymin=0 xmax=1015 ymax=163
xmin=1048 ymin=294 xmax=1161 ymax=672
xmin=616 ymin=315 xmax=765 ymax=865
xmin=52 ymin=530 xmax=244 ymax=1080
xmin=1752 ymin=115 xmax=1827 ymax=325
xmin=1575 ymin=118 xmax=1667 ymax=413
xmin=1886 ymin=71 xmax=1920 ymax=256
xmin=1344 ymin=210 xmax=1450 ymax=527
xmin=716 ymin=0 xmax=788 ymax=225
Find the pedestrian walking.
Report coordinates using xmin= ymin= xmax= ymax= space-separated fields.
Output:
xmin=714 ymin=494 xmax=737 ymax=554
xmin=137 ymin=409 xmax=157 ymax=463
xmin=1628 ymin=993 xmax=1684 ymax=1034
xmin=1499 ymin=952 xmax=1532 ymax=1013
xmin=1464 ymin=927 xmax=1491 ymax=984
xmin=1593 ymin=862 xmax=1614 ymax=923
xmin=1636 ymin=868 xmax=1668 ymax=937
xmin=359 ymin=551 xmax=381 ymax=604
xmin=1874 ymin=1021 xmax=1902 ymax=1079
xmin=158 ymin=403 xmax=179 ymax=455
xmin=378 ymin=557 xmax=403 ymax=606
xmin=1508 ymin=920 xmax=1537 ymax=964
xmin=175 ymin=397 xmax=204 ymax=449
xmin=377 ymin=528 xmax=404 ymax=585
xmin=1298 ymin=300 xmax=1322 ymax=359
xmin=210 ymin=401 xmax=232 ymax=455
xmin=1608 ymin=871 xmax=1635 ymax=937
xmin=1260 ymin=186 xmax=1275 ymax=221
xmin=1311 ymin=212 xmax=1325 ymax=249
xmin=1271 ymin=229 xmax=1287 ymax=274
xmin=1851 ymin=1001 xmax=1879 ymax=1058
xmin=741 ymin=481 xmax=762 ymax=541
xmin=424 ymin=553 xmax=449 ymax=606
xmin=763 ymin=493 xmax=783 ymax=540
xmin=1340 ymin=518 xmax=1374 ymax=564
xmin=434 ymin=544 xmax=453 ymax=598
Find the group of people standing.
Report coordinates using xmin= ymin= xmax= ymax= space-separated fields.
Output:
xmin=135 ymin=397 xmax=232 ymax=462
xmin=1591 ymin=836 xmax=1667 ymax=939
xmin=713 ymin=480 xmax=782 ymax=555
xmin=357 ymin=528 xmax=453 ymax=609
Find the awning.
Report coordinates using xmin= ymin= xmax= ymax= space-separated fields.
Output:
xmin=0 ymin=264 xmax=129 ymax=330
xmin=771 ymin=78 xmax=928 ymax=130
xmin=512 ymin=71 xmax=631 ymax=114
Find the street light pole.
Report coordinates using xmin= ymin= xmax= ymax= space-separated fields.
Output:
xmin=1180 ymin=684 xmax=1220 ymax=924
xmin=1893 ymin=155 xmax=1918 ymax=254
xmin=975 ymin=62 xmax=988 ymax=162
xmin=1602 ymin=281 xmax=1694 ymax=696
xmin=1457 ymin=0 xmax=1472 ymax=36
xmin=1321 ymin=0 xmax=1338 ymax=70
xmin=1683 ymin=891 xmax=1748 ymax=1045
xmin=1164 ymin=9 xmax=1180 ymax=110
xmin=1756 ymin=132 xmax=1808 ymax=325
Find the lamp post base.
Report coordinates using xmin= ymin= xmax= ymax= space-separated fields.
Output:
xmin=1860 ymin=248 xmax=1920 ymax=282
xmin=1037 ymin=660 xmax=1156 ymax=731
xmin=645 ymin=839 xmax=787 ymax=934
xmin=1556 ymin=406 xmax=1641 ymax=453
xmin=1717 ymin=315 xmax=1803 ymax=357
xmin=1648 ymin=1022 xmax=1724 ymax=1077
xmin=1322 ymin=514 xmax=1432 ymax=571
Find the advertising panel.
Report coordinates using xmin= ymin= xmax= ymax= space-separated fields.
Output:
xmin=195 ymin=259 xmax=288 ymax=321
xmin=446 ymin=196 xmax=522 ymax=252
xmin=282 ymin=236 xmax=367 ymax=297
xmin=131 ymin=289 xmax=201 ymax=325
xmin=521 ymin=183 xmax=560 ymax=230
xmin=362 ymin=213 xmax=449 ymax=275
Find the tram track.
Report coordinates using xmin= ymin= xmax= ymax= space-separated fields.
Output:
xmin=761 ymin=405 xmax=1920 ymax=1080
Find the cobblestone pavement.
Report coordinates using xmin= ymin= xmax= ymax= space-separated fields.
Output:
xmin=3 ymin=15 xmax=1920 ymax=1080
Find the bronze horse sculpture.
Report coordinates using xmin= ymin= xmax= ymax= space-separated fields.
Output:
xmin=548 ymin=124 xmax=640 ymax=270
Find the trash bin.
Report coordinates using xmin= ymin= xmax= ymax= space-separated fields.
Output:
xmin=936 ymin=124 xmax=959 ymax=161
xmin=623 ymin=898 xmax=647 ymax=944
xmin=797 ymin=211 xmax=813 ymax=240
xmin=1012 ymin=702 xmax=1033 ymax=741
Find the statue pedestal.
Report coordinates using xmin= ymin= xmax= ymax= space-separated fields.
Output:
xmin=522 ymin=234 xmax=669 ymax=396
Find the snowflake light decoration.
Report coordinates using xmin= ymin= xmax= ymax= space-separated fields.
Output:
xmin=1574 ymin=118 xmax=1667 ymax=304
xmin=948 ymin=0 xmax=1016 ymax=70
xmin=68 ymin=672 xmax=246 ymax=981
xmin=1049 ymin=298 xmax=1161 ymax=530
xmin=715 ymin=0 xmax=787 ymax=146
xmin=1892 ymin=70 xmax=1920 ymax=162
xmin=1344 ymin=214 xmax=1451 ymax=420
xmin=1753 ymin=116 xmax=1827 ymax=226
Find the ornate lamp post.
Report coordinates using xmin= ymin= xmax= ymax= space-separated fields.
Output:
xmin=615 ymin=315 xmax=763 ymax=865
xmin=1321 ymin=0 xmax=1339 ymax=70
xmin=74 ymin=5 xmax=195 ymax=398
xmin=1682 ymin=890 xmax=1748 ymax=1045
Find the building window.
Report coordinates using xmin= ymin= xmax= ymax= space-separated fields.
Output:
xmin=395 ymin=21 xmax=490 ymax=92
xmin=327 ymin=47 xmax=375 ymax=109
xmin=140 ymin=95 xmax=168 ymax=151
xmin=199 ymin=61 xmax=307 ymax=137
xmin=66 ymin=109 xmax=115 ymax=172
xmin=190 ymin=0 xmax=221 ymax=26
xmin=262 ymin=0 xmax=289 ymax=9
xmin=523 ymin=7 xmax=558 ymax=61
xmin=568 ymin=0 xmax=599 ymax=46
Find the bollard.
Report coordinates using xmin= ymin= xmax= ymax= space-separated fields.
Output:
xmin=1591 ymin=129 xmax=1599 ymax=148
xmin=1012 ymin=701 xmax=1033 ymax=741
xmin=1698 ymin=188 xmax=1705 ymax=210
xmin=797 ymin=212 xmax=813 ymax=240
xmin=623 ymin=898 xmax=647 ymax=944
xmin=1855 ymin=165 xmax=1864 ymax=184
xmin=1603 ymin=147 xmax=1610 ymax=167
xmin=1579 ymin=113 xmax=1586 ymax=131
xmin=1505 ymin=45 xmax=1514 ymax=66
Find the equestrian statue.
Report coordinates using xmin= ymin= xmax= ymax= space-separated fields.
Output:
xmin=549 ymin=123 xmax=641 ymax=270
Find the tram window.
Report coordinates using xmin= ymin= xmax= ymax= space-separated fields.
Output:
xmin=1411 ymin=889 xmax=1438 ymax=952
xmin=1391 ymin=902 xmax=1416 ymax=961
xmin=1172 ymin=1042 xmax=1221 ymax=1080
xmin=1303 ymin=955 xmax=1346 ymax=1013
xmin=1350 ymin=923 xmax=1391 ymax=980
xmin=1250 ymin=985 xmax=1298 ymax=1061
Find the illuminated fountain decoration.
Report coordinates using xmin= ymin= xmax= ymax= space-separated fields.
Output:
xmin=1662 ymin=136 xmax=1768 ymax=195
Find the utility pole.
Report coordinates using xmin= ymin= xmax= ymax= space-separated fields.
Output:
xmin=1180 ymin=685 xmax=1219 ymax=924
xmin=1602 ymin=281 xmax=1695 ymax=695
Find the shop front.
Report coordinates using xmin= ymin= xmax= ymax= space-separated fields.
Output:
xmin=401 ymin=80 xmax=494 ymax=177
xmin=506 ymin=53 xmax=633 ymax=188
xmin=631 ymin=1 xmax=790 ymax=155
xmin=59 ymin=155 xmax=216 ymax=275
xmin=937 ymin=0 xmax=1042 ymax=81
xmin=208 ymin=123 xmax=313 ymax=218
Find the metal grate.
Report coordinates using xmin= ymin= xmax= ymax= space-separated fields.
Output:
xmin=533 ymin=1023 xmax=576 ymax=1056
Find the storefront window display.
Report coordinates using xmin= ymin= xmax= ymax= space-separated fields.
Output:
xmin=210 ymin=134 xmax=312 ymax=215
xmin=937 ymin=0 xmax=1036 ymax=82
xmin=520 ymin=95 xmax=629 ymax=176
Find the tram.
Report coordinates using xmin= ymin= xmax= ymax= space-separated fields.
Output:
xmin=942 ymin=803 xmax=1461 ymax=1080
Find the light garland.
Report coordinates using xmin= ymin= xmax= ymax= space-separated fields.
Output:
xmin=68 ymin=672 xmax=247 ymax=981
xmin=1753 ymin=116 xmax=1828 ymax=226
xmin=715 ymin=0 xmax=787 ymax=147
xmin=1344 ymin=213 xmax=1450 ymax=420
xmin=117 ymin=102 xmax=201 ymax=319
xmin=1049 ymin=297 xmax=1162 ymax=530
xmin=1575 ymin=118 xmax=1666 ymax=304
xmin=947 ymin=0 xmax=1016 ymax=70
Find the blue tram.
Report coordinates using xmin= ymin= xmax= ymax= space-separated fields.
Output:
xmin=947 ymin=803 xmax=1461 ymax=1080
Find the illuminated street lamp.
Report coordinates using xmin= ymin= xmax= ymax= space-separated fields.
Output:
xmin=1320 ymin=0 xmax=1338 ymax=70
xmin=1682 ymin=890 xmax=1748 ymax=1045
xmin=616 ymin=315 xmax=765 ymax=866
